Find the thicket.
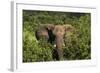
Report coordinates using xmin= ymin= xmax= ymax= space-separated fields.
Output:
xmin=23 ymin=10 xmax=91 ymax=62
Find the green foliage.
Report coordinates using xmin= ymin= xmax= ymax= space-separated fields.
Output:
xmin=23 ymin=30 xmax=53 ymax=62
xmin=23 ymin=10 xmax=91 ymax=62
xmin=63 ymin=14 xmax=91 ymax=60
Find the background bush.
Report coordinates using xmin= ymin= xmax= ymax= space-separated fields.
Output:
xmin=23 ymin=10 xmax=91 ymax=62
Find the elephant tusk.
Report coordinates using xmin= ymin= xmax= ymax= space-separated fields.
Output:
xmin=54 ymin=44 xmax=56 ymax=47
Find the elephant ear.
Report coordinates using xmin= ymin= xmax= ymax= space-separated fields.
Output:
xmin=46 ymin=24 xmax=55 ymax=30
xmin=63 ymin=24 xmax=74 ymax=33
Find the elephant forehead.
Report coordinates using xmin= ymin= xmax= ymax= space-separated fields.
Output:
xmin=55 ymin=25 xmax=63 ymax=28
xmin=54 ymin=25 xmax=64 ymax=31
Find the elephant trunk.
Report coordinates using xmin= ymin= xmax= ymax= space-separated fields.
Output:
xmin=55 ymin=35 xmax=64 ymax=60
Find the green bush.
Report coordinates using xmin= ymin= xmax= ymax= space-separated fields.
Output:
xmin=63 ymin=14 xmax=91 ymax=60
xmin=23 ymin=10 xmax=91 ymax=62
xmin=23 ymin=29 xmax=54 ymax=62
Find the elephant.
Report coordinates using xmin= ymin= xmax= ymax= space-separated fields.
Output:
xmin=35 ymin=24 xmax=74 ymax=60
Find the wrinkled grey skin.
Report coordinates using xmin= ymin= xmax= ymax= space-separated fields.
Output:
xmin=35 ymin=24 xmax=74 ymax=60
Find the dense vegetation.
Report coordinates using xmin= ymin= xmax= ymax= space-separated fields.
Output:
xmin=23 ymin=10 xmax=91 ymax=62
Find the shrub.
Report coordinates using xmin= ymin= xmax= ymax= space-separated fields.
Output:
xmin=23 ymin=10 xmax=91 ymax=62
